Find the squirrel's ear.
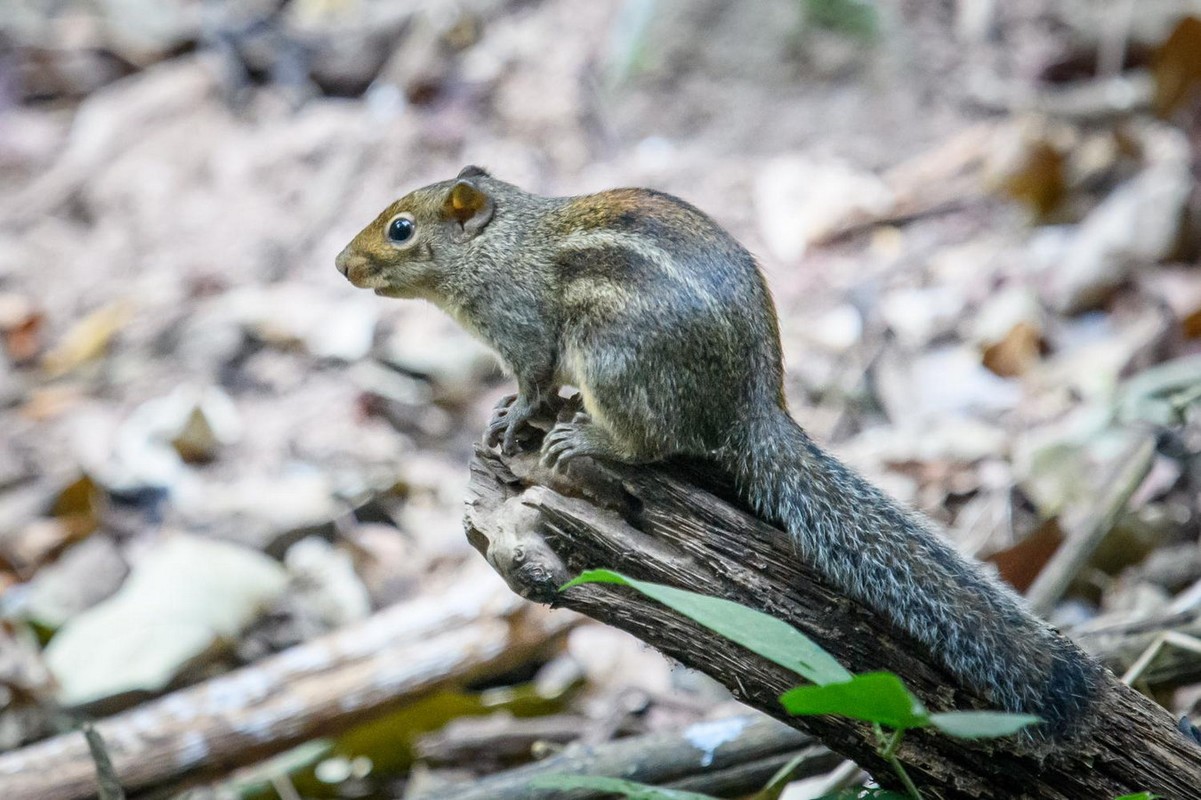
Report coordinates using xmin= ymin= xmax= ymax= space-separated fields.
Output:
xmin=443 ymin=180 xmax=494 ymax=235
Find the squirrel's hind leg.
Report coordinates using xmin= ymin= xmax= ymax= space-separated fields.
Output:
xmin=541 ymin=411 xmax=652 ymax=469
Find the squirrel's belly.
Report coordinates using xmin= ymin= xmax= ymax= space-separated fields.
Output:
xmin=557 ymin=346 xmax=616 ymax=438
xmin=553 ymin=347 xmax=581 ymax=387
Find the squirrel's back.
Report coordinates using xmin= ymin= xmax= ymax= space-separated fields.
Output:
xmin=542 ymin=188 xmax=786 ymax=458
xmin=546 ymin=188 xmax=776 ymax=299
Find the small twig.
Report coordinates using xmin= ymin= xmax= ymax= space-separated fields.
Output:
xmin=966 ymin=71 xmax=1153 ymax=121
xmin=269 ymin=774 xmax=303 ymax=800
xmin=82 ymin=724 xmax=125 ymax=800
xmin=1075 ymin=607 xmax=1201 ymax=688
xmin=1027 ymin=435 xmax=1157 ymax=616
xmin=1122 ymin=632 xmax=1201 ymax=686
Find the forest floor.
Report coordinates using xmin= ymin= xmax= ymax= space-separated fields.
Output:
xmin=1 ymin=1 xmax=1199 ymax=798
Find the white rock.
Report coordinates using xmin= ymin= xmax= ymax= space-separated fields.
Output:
xmin=285 ymin=537 xmax=372 ymax=629
xmin=174 ymin=471 xmax=340 ymax=551
xmin=874 ymin=344 xmax=1021 ymax=424
xmin=44 ymin=533 xmax=288 ymax=705
xmin=839 ymin=417 xmax=1008 ymax=468
xmin=80 ymin=385 xmax=243 ymax=493
xmin=377 ymin=308 xmax=498 ymax=404
xmin=23 ymin=536 xmax=128 ymax=629
xmin=303 ymin=295 xmax=379 ymax=362
xmin=805 ymin=303 xmax=863 ymax=353
xmin=968 ymin=286 xmax=1043 ymax=345
xmin=754 ymin=155 xmax=893 ymax=263
xmin=878 ymin=286 xmax=964 ymax=350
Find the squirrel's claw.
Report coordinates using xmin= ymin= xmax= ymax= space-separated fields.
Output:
xmin=487 ymin=392 xmax=571 ymax=455
xmin=485 ymin=393 xmax=539 ymax=455
xmin=484 ymin=395 xmax=515 ymax=448
xmin=541 ymin=413 xmax=595 ymax=469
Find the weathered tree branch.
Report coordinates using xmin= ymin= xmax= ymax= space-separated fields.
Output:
xmin=465 ymin=444 xmax=1201 ymax=800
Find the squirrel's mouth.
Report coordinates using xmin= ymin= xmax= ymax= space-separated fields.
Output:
xmin=335 ymin=249 xmax=378 ymax=288
xmin=335 ymin=251 xmax=416 ymax=298
xmin=343 ymin=262 xmax=391 ymax=292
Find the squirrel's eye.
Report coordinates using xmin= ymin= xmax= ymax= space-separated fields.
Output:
xmin=387 ymin=216 xmax=415 ymax=244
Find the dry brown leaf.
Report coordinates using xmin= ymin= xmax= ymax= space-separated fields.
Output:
xmin=0 ymin=294 xmax=44 ymax=364
xmin=51 ymin=475 xmax=104 ymax=539
xmin=982 ymin=321 xmax=1044 ymax=378
xmin=1091 ymin=518 xmax=1167 ymax=578
xmin=986 ymin=518 xmax=1064 ymax=593
xmin=1153 ymin=16 xmax=1201 ymax=118
xmin=41 ymin=302 xmax=132 ymax=378
xmin=1183 ymin=307 xmax=1201 ymax=339
xmin=1000 ymin=140 xmax=1066 ymax=220
xmin=171 ymin=407 xmax=219 ymax=464
xmin=3 ymin=312 xmax=45 ymax=364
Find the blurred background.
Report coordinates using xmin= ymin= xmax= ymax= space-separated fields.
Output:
xmin=1 ymin=1 xmax=1200 ymax=798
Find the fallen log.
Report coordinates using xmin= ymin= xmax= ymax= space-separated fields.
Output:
xmin=464 ymin=444 xmax=1201 ymax=800
xmin=0 ymin=563 xmax=572 ymax=800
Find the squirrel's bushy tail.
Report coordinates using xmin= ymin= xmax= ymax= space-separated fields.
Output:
xmin=724 ymin=409 xmax=1101 ymax=737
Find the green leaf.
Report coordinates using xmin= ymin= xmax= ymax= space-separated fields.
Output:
xmin=562 ymin=570 xmax=851 ymax=685
xmin=530 ymin=775 xmax=718 ymax=799
xmin=779 ymin=672 xmax=928 ymax=730
xmin=1113 ymin=794 xmax=1159 ymax=800
xmin=927 ymin=711 xmax=1042 ymax=740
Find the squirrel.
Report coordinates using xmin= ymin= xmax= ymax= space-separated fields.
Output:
xmin=335 ymin=165 xmax=1104 ymax=738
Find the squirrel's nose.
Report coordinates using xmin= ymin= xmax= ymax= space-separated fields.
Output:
xmin=335 ymin=247 xmax=359 ymax=278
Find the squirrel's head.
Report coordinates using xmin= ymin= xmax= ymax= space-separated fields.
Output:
xmin=336 ymin=165 xmax=501 ymax=298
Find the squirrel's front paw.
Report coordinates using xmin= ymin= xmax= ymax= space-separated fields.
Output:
xmin=486 ymin=393 xmax=538 ymax=455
